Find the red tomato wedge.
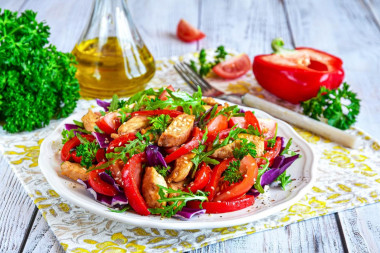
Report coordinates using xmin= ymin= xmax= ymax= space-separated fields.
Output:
xmin=96 ymin=112 xmax=121 ymax=135
xmin=89 ymin=167 xmax=119 ymax=197
xmin=207 ymin=114 xmax=228 ymax=137
xmin=213 ymin=155 xmax=258 ymax=202
xmin=159 ymin=85 xmax=175 ymax=101
xmin=186 ymin=163 xmax=212 ymax=193
xmin=258 ymin=119 xmax=277 ymax=139
xmin=228 ymin=117 xmax=246 ymax=129
xmin=177 ymin=19 xmax=205 ymax=42
xmin=95 ymin=148 xmax=106 ymax=163
xmin=213 ymin=54 xmax=251 ymax=79
xmin=187 ymin=195 xmax=255 ymax=214
xmin=245 ymin=111 xmax=261 ymax=133
xmin=121 ymin=153 xmax=150 ymax=216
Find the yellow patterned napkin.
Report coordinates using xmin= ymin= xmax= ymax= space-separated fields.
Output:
xmin=1 ymin=51 xmax=380 ymax=253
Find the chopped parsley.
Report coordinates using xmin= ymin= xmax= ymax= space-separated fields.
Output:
xmin=76 ymin=141 xmax=100 ymax=169
xmin=223 ymin=160 xmax=242 ymax=184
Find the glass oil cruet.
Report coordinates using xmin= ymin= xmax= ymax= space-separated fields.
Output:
xmin=72 ymin=0 xmax=155 ymax=98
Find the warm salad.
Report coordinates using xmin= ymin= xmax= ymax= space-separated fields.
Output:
xmin=60 ymin=86 xmax=300 ymax=219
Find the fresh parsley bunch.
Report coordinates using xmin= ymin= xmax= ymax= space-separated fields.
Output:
xmin=0 ymin=9 xmax=80 ymax=133
xmin=301 ymin=83 xmax=360 ymax=130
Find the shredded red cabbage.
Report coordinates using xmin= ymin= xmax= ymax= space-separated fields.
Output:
xmin=173 ymin=207 xmax=206 ymax=220
xmin=260 ymin=154 xmax=299 ymax=186
xmin=99 ymin=172 xmax=123 ymax=194
xmin=246 ymin=188 xmax=261 ymax=197
xmin=279 ymin=136 xmax=285 ymax=154
xmin=96 ymin=99 xmax=111 ymax=112
xmin=77 ymin=179 xmax=128 ymax=208
xmin=92 ymin=132 xmax=112 ymax=148
xmin=145 ymin=145 xmax=168 ymax=168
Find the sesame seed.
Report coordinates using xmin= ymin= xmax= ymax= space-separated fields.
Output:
xmin=227 ymin=191 xmax=231 ymax=194
xmin=211 ymin=186 xmax=215 ymax=190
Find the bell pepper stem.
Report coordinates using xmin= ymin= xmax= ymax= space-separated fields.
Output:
xmin=271 ymin=38 xmax=294 ymax=54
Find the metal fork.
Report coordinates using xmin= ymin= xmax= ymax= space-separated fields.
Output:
xmin=173 ymin=62 xmax=243 ymax=105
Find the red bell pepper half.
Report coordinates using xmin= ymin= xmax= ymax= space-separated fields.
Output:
xmin=252 ymin=38 xmax=344 ymax=104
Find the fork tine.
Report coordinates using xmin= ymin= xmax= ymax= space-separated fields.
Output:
xmin=179 ymin=62 xmax=210 ymax=92
xmin=178 ymin=64 xmax=207 ymax=91
xmin=176 ymin=63 xmax=204 ymax=91
xmin=174 ymin=64 xmax=198 ymax=92
xmin=175 ymin=63 xmax=202 ymax=91
xmin=183 ymin=62 xmax=214 ymax=90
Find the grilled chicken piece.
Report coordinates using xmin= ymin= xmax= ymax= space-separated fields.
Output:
xmin=118 ymin=116 xmax=150 ymax=136
xmin=109 ymin=159 xmax=124 ymax=186
xmin=142 ymin=167 xmax=168 ymax=208
xmin=202 ymin=97 xmax=218 ymax=106
xmin=167 ymin=180 xmax=187 ymax=206
xmin=158 ymin=114 xmax=195 ymax=147
xmin=167 ymin=153 xmax=195 ymax=183
xmin=211 ymin=134 xmax=265 ymax=159
xmin=61 ymin=161 xmax=89 ymax=181
xmin=81 ymin=109 xmax=100 ymax=132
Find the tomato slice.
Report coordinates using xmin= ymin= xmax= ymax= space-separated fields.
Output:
xmin=96 ymin=112 xmax=121 ymax=135
xmin=256 ymin=137 xmax=282 ymax=167
xmin=176 ymin=19 xmax=205 ymax=42
xmin=164 ymin=127 xmax=202 ymax=164
xmin=89 ymin=167 xmax=119 ymax=197
xmin=61 ymin=135 xmax=95 ymax=161
xmin=213 ymin=155 xmax=258 ymax=202
xmin=187 ymin=195 xmax=255 ymax=214
xmin=228 ymin=117 xmax=246 ymax=128
xmin=207 ymin=114 xmax=228 ymax=137
xmin=95 ymin=148 xmax=106 ymax=163
xmin=71 ymin=150 xmax=82 ymax=163
xmin=121 ymin=153 xmax=150 ymax=216
xmin=212 ymin=54 xmax=251 ymax=79
xmin=245 ymin=111 xmax=261 ymax=133
xmin=186 ymin=163 xmax=212 ymax=193
xmin=204 ymin=158 xmax=235 ymax=201
xmin=158 ymin=85 xmax=175 ymax=101
xmin=131 ymin=109 xmax=182 ymax=118
xmin=258 ymin=119 xmax=277 ymax=140
xmin=106 ymin=133 xmax=137 ymax=153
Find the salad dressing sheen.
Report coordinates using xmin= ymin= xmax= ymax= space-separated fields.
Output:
xmin=72 ymin=37 xmax=155 ymax=98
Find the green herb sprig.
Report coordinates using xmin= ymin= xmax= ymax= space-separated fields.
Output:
xmin=149 ymin=185 xmax=209 ymax=218
xmin=223 ymin=160 xmax=242 ymax=184
xmin=190 ymin=46 xmax=228 ymax=77
xmin=301 ymin=83 xmax=360 ymax=130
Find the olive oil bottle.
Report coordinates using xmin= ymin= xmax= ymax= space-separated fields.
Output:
xmin=72 ymin=0 xmax=155 ymax=98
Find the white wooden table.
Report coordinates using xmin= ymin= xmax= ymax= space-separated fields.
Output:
xmin=1 ymin=0 xmax=380 ymax=252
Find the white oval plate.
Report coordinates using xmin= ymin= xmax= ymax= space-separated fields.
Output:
xmin=39 ymin=100 xmax=317 ymax=229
